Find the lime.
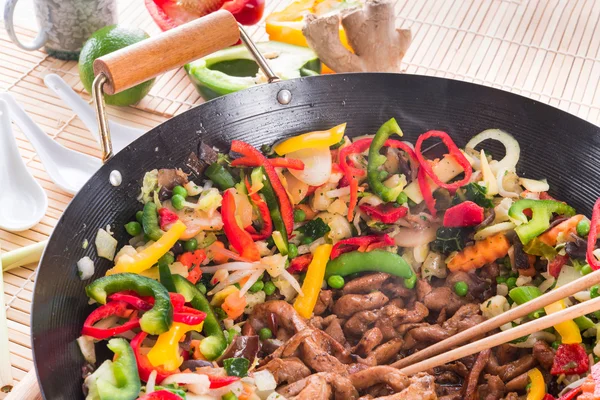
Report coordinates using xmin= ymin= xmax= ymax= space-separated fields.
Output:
xmin=79 ymin=25 xmax=155 ymax=107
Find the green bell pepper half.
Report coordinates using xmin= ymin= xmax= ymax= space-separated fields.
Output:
xmin=367 ymin=118 xmax=405 ymax=202
xmin=85 ymin=273 xmax=173 ymax=335
xmin=172 ymin=274 xmax=227 ymax=360
xmin=185 ymin=41 xmax=320 ymax=100
xmin=509 ymin=199 xmax=576 ymax=244
xmin=325 ymin=250 xmax=413 ymax=284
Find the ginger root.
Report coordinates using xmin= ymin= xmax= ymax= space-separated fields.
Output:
xmin=302 ymin=0 xmax=411 ymax=73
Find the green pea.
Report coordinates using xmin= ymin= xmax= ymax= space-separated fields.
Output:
xmin=403 ymin=274 xmax=417 ymax=289
xmin=301 ymin=236 xmax=313 ymax=245
xmin=258 ymin=327 xmax=273 ymax=340
xmin=287 ymin=244 xmax=299 ymax=259
xmin=506 ymin=277 xmax=517 ymax=289
xmin=396 ymin=192 xmax=408 ymax=205
xmin=172 ymin=185 xmax=188 ymax=198
xmin=196 ymin=282 xmax=207 ymax=295
xmin=249 ymin=280 xmax=264 ymax=293
xmin=327 ymin=275 xmax=345 ymax=289
xmin=172 ymin=194 xmax=185 ymax=210
xmin=158 ymin=252 xmax=175 ymax=265
xmin=496 ymin=276 xmax=507 ymax=284
xmin=551 ymin=341 xmax=561 ymax=350
xmin=591 ymin=285 xmax=600 ymax=299
xmin=124 ymin=221 xmax=142 ymax=236
xmin=582 ymin=264 xmax=593 ymax=275
xmin=135 ymin=210 xmax=144 ymax=224
xmin=184 ymin=238 xmax=198 ymax=252
xmin=264 ymin=281 xmax=276 ymax=296
xmin=454 ymin=281 xmax=469 ymax=297
xmin=294 ymin=209 xmax=306 ymax=223
xmin=577 ymin=219 xmax=591 ymax=237
xmin=222 ymin=392 xmax=238 ymax=400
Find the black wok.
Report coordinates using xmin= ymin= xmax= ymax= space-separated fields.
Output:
xmin=27 ymin=10 xmax=600 ymax=400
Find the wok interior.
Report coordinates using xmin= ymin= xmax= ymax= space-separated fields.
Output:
xmin=31 ymin=74 xmax=600 ymax=399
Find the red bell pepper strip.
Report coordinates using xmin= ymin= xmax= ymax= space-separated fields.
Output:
xmin=208 ymin=375 xmax=241 ymax=388
xmin=551 ymin=343 xmax=589 ymax=375
xmin=177 ymin=249 xmax=206 ymax=284
xmin=442 ymin=201 xmax=484 ymax=227
xmin=108 ymin=292 xmax=153 ymax=311
xmin=131 ymin=331 xmax=177 ymax=383
xmin=268 ymin=157 xmax=305 ymax=170
xmin=138 ymin=390 xmax=182 ymax=400
xmin=418 ymin=167 xmax=438 ymax=218
xmin=81 ymin=301 xmax=140 ymax=340
xmin=414 ymin=130 xmax=473 ymax=191
xmin=287 ymin=253 xmax=313 ymax=274
xmin=221 ymin=189 xmax=261 ymax=261
xmin=330 ymin=234 xmax=394 ymax=259
xmin=542 ymin=395 xmax=556 ymax=400
xmin=231 ymin=140 xmax=294 ymax=236
xmin=244 ymin=177 xmax=273 ymax=240
xmin=548 ymin=254 xmax=569 ymax=278
xmin=558 ymin=387 xmax=581 ymax=400
xmin=158 ymin=208 xmax=179 ymax=231
xmin=173 ymin=310 xmax=206 ymax=325
xmin=359 ymin=204 xmax=408 ymax=224
xmin=587 ymin=197 xmax=600 ymax=270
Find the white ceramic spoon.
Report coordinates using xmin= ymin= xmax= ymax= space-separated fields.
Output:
xmin=0 ymin=93 xmax=102 ymax=195
xmin=0 ymin=99 xmax=47 ymax=231
xmin=44 ymin=74 xmax=144 ymax=153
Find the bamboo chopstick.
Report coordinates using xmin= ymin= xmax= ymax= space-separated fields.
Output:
xmin=393 ymin=268 xmax=600 ymax=370
xmin=399 ymin=293 xmax=600 ymax=376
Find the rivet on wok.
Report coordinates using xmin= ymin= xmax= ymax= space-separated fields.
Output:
xmin=277 ymin=89 xmax=292 ymax=105
xmin=109 ymin=170 xmax=122 ymax=187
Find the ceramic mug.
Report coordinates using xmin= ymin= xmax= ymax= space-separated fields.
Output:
xmin=3 ymin=0 xmax=117 ymax=60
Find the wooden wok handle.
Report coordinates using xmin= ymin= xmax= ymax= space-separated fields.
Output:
xmin=93 ymin=10 xmax=239 ymax=95
xmin=5 ymin=370 xmax=42 ymax=400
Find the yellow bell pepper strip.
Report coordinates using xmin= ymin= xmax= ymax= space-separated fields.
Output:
xmin=544 ymin=300 xmax=582 ymax=344
xmin=526 ymin=368 xmax=546 ymax=400
xmin=294 ymin=244 xmax=332 ymax=318
xmin=273 ymin=123 xmax=346 ymax=155
xmin=107 ymin=220 xmax=186 ymax=275
xmin=147 ymin=321 xmax=204 ymax=371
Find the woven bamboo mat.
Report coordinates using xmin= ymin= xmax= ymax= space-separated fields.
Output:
xmin=2 ymin=0 xmax=600 ymax=396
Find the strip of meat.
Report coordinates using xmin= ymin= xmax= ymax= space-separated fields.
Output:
xmin=258 ymin=357 xmax=311 ymax=385
xmin=350 ymin=366 xmax=411 ymax=392
xmin=486 ymin=353 xmax=537 ymax=381
xmin=423 ymin=286 xmax=467 ymax=314
xmin=343 ymin=273 xmax=391 ymax=295
xmin=371 ymin=374 xmax=437 ymax=400
xmin=314 ymin=290 xmax=333 ymax=316
xmin=480 ymin=374 xmax=505 ymax=400
xmin=372 ymin=338 xmax=404 ymax=365
xmin=333 ymin=292 xmax=390 ymax=318
xmin=354 ymin=327 xmax=383 ymax=357
xmin=505 ymin=372 xmax=528 ymax=391
xmin=278 ymin=373 xmax=358 ymax=400
xmin=247 ymin=301 xmax=308 ymax=334
xmin=325 ymin=318 xmax=346 ymax=345
xmin=345 ymin=310 xmax=379 ymax=337
xmin=463 ymin=349 xmax=491 ymax=400
xmin=382 ymin=278 xmax=415 ymax=299
xmin=532 ymin=340 xmax=555 ymax=370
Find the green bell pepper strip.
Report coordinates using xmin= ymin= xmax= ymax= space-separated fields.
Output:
xmin=205 ymin=163 xmax=236 ymax=191
xmin=254 ymin=167 xmax=288 ymax=255
xmin=574 ymin=315 xmax=595 ymax=330
xmin=142 ymin=202 xmax=163 ymax=241
xmin=325 ymin=250 xmax=414 ymax=283
xmin=509 ymin=199 xmax=576 ymax=244
xmin=97 ymin=338 xmax=141 ymax=400
xmin=172 ymin=275 xmax=227 ymax=360
xmin=86 ymin=273 xmax=173 ymax=335
xmin=158 ymin=261 xmax=176 ymax=293
xmin=185 ymin=41 xmax=320 ymax=100
xmin=367 ymin=118 xmax=405 ymax=202
xmin=508 ymin=286 xmax=545 ymax=319
xmin=523 ymin=238 xmax=558 ymax=260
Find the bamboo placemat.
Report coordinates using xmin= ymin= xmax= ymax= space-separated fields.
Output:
xmin=2 ymin=0 xmax=600 ymax=397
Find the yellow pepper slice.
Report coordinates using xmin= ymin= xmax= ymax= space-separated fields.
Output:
xmin=544 ymin=299 xmax=582 ymax=344
xmin=147 ymin=321 xmax=204 ymax=371
xmin=274 ymin=123 xmax=346 ymax=155
xmin=106 ymin=220 xmax=186 ymax=275
xmin=294 ymin=244 xmax=332 ymax=318
xmin=526 ymin=368 xmax=546 ymax=400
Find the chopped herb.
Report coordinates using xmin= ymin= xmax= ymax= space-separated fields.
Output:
xmin=297 ymin=218 xmax=330 ymax=239
xmin=430 ymin=227 xmax=468 ymax=254
xmin=453 ymin=183 xmax=494 ymax=208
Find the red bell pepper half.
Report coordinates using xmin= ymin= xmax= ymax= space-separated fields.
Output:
xmin=551 ymin=343 xmax=589 ymax=375
xmin=178 ymin=249 xmax=207 ymax=284
xmin=442 ymin=201 xmax=484 ymax=228
xmin=359 ymin=204 xmax=408 ymax=224
xmin=587 ymin=197 xmax=600 ymax=270
xmin=221 ymin=188 xmax=261 ymax=261
xmin=244 ymin=177 xmax=273 ymax=240
xmin=82 ymin=301 xmax=140 ymax=340
xmin=138 ymin=390 xmax=183 ymax=400
xmin=145 ymin=0 xmax=264 ymax=31
xmin=287 ymin=253 xmax=313 ymax=274
xmin=330 ymin=234 xmax=394 ymax=260
xmin=158 ymin=207 xmax=179 ymax=231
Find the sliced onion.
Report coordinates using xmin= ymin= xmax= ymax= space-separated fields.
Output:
xmin=466 ymin=129 xmax=520 ymax=173
xmin=479 ymin=150 xmax=498 ymax=196
xmin=287 ymin=147 xmax=332 ymax=186
xmin=207 ymin=243 xmax=253 ymax=263
xmin=556 ymin=266 xmax=580 ymax=288
xmin=208 ymin=270 xmax=255 ymax=295
xmin=253 ymin=370 xmax=277 ymax=391
xmin=279 ymin=269 xmax=304 ymax=296
xmin=146 ymin=370 xmax=157 ymax=394
xmin=162 ymin=373 xmax=211 ymax=395
xmin=326 ymin=186 xmax=351 ymax=198
xmin=95 ymin=228 xmax=118 ymax=261
xmin=393 ymin=225 xmax=438 ymax=248
xmin=519 ymin=177 xmax=549 ymax=193
xmin=77 ymin=256 xmax=95 ymax=280
xmin=497 ymin=168 xmax=520 ymax=198
xmin=239 ymin=270 xmax=264 ymax=297
xmin=233 ymin=191 xmax=254 ymax=229
xmin=282 ymin=170 xmax=309 ymax=204
xmin=76 ymin=335 xmax=96 ymax=364
xmin=474 ymin=222 xmax=516 ymax=240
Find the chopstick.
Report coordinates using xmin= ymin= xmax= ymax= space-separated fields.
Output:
xmin=392 ymin=268 xmax=600 ymax=370
xmin=398 ymin=292 xmax=600 ymax=376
